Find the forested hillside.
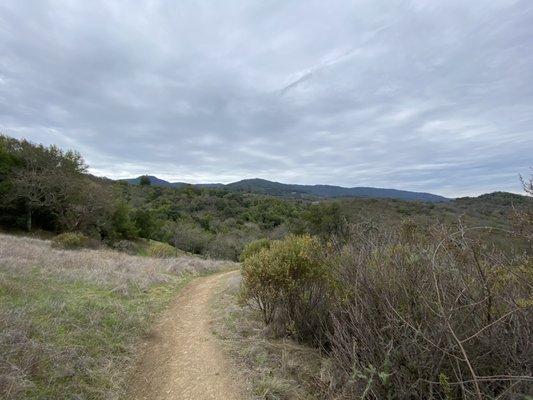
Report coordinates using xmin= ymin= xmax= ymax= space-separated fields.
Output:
xmin=0 ymin=135 xmax=530 ymax=261
xmin=125 ymin=175 xmax=450 ymax=202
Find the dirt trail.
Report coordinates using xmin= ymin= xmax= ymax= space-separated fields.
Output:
xmin=129 ymin=270 xmax=245 ymax=400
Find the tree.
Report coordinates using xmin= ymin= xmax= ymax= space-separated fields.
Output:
xmin=302 ymin=202 xmax=346 ymax=237
xmin=111 ymin=201 xmax=138 ymax=239
xmin=139 ymin=175 xmax=151 ymax=186
xmin=1 ymin=136 xmax=87 ymax=231
xmin=133 ymin=208 xmax=160 ymax=238
xmin=521 ymin=172 xmax=532 ymax=196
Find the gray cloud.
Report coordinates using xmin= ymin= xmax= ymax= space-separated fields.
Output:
xmin=1 ymin=0 xmax=532 ymax=197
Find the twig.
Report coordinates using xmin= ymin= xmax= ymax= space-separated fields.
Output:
xmin=460 ymin=308 xmax=519 ymax=343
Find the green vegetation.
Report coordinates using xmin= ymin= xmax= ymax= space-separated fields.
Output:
xmin=241 ymin=235 xmax=333 ymax=344
xmin=1 ymin=135 xmax=529 ymax=262
xmin=1 ymin=134 xmax=531 ymax=399
xmin=0 ymin=234 xmax=233 ymax=400
xmin=144 ymin=241 xmax=183 ymax=258
xmin=0 ymin=135 xmax=118 ymax=238
xmin=239 ymin=203 xmax=533 ymax=399
xmin=239 ymin=238 xmax=271 ymax=261
xmin=0 ymin=135 xmax=304 ymax=259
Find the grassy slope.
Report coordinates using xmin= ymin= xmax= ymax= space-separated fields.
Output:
xmin=0 ymin=234 xmax=234 ymax=400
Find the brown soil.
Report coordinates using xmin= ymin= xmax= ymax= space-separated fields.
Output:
xmin=128 ymin=270 xmax=246 ymax=400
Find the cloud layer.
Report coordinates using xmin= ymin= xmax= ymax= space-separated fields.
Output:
xmin=1 ymin=0 xmax=532 ymax=197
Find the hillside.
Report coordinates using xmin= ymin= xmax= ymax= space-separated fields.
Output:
xmin=124 ymin=176 xmax=450 ymax=202
xmin=125 ymin=175 xmax=225 ymax=189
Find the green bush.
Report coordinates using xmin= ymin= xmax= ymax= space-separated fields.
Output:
xmin=146 ymin=242 xmax=179 ymax=258
xmin=133 ymin=208 xmax=161 ymax=239
xmin=239 ymin=238 xmax=271 ymax=261
xmin=51 ymin=232 xmax=92 ymax=249
xmin=111 ymin=201 xmax=138 ymax=239
xmin=240 ymin=234 xmax=333 ymax=343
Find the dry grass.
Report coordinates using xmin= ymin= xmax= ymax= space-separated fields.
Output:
xmin=211 ymin=274 xmax=330 ymax=400
xmin=0 ymin=233 xmax=233 ymax=294
xmin=0 ymin=233 xmax=236 ymax=400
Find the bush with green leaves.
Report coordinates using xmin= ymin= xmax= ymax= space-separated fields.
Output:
xmin=133 ymin=208 xmax=161 ymax=239
xmin=239 ymin=238 xmax=271 ymax=261
xmin=111 ymin=201 xmax=138 ymax=240
xmin=240 ymin=234 xmax=334 ymax=343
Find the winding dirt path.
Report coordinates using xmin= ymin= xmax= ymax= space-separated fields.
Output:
xmin=129 ymin=270 xmax=245 ymax=400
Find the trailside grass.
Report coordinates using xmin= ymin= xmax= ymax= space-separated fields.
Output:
xmin=0 ymin=234 xmax=235 ymax=400
xmin=211 ymin=274 xmax=330 ymax=400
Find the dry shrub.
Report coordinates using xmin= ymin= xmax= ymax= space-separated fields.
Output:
xmin=240 ymin=219 xmax=532 ymax=399
xmin=113 ymin=239 xmax=139 ymax=254
xmin=328 ymin=223 xmax=532 ymax=400
xmin=206 ymin=233 xmax=244 ymax=260
xmin=51 ymin=232 xmax=93 ymax=249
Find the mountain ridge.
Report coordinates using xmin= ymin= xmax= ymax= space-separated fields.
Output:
xmin=123 ymin=176 xmax=450 ymax=202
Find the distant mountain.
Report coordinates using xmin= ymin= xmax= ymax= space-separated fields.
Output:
xmin=226 ymin=178 xmax=449 ymax=202
xmin=125 ymin=175 xmax=178 ymax=187
xmin=122 ymin=176 xmax=450 ymax=202
xmin=123 ymin=176 xmax=224 ymax=189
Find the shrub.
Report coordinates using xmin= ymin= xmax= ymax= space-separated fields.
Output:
xmin=51 ymin=232 xmax=92 ymax=249
xmin=111 ymin=201 xmax=138 ymax=239
xmin=243 ymin=220 xmax=533 ymax=399
xmin=240 ymin=235 xmax=333 ymax=344
xmin=301 ymin=202 xmax=346 ymax=237
xmin=146 ymin=242 xmax=179 ymax=258
xmin=206 ymin=233 xmax=244 ymax=261
xmin=113 ymin=239 xmax=139 ymax=255
xmin=133 ymin=208 xmax=161 ymax=239
xmin=326 ymin=224 xmax=532 ymax=399
xmin=171 ymin=222 xmax=212 ymax=255
xmin=239 ymin=238 xmax=271 ymax=261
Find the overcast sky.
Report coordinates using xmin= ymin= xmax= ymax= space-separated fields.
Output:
xmin=1 ymin=0 xmax=532 ymax=197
